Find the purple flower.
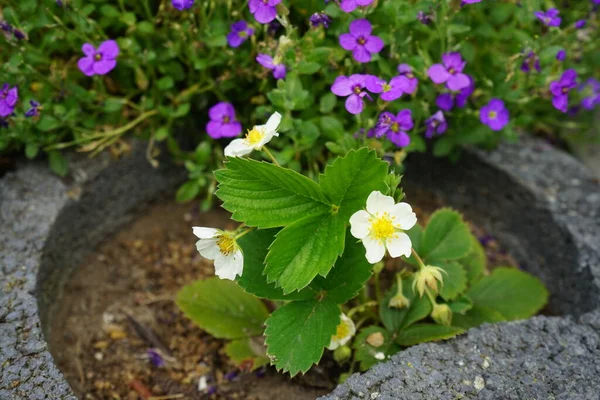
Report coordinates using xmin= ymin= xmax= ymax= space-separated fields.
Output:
xmin=428 ymin=52 xmax=470 ymax=91
xmin=455 ymin=75 xmax=475 ymax=107
xmin=575 ymin=19 xmax=586 ymax=29
xmin=0 ymin=84 xmax=18 ymax=118
xmin=331 ymin=74 xmax=371 ymax=114
xmin=0 ymin=21 xmax=13 ymax=33
xmin=147 ymin=349 xmax=165 ymax=368
xmin=365 ymin=75 xmax=404 ymax=101
xmin=520 ymin=51 xmax=541 ymax=73
xmin=397 ymin=64 xmax=419 ymax=94
xmin=376 ymin=110 xmax=413 ymax=147
xmin=340 ymin=0 xmax=374 ymax=12
xmin=579 ymin=78 xmax=600 ymax=110
xmin=171 ymin=0 xmax=194 ymax=10
xmin=25 ymin=100 xmax=40 ymax=118
xmin=13 ymin=29 xmax=25 ymax=40
xmin=227 ymin=21 xmax=254 ymax=48
xmin=461 ymin=0 xmax=481 ymax=4
xmin=549 ymin=69 xmax=578 ymax=113
xmin=417 ymin=11 xmax=432 ymax=25
xmin=310 ymin=12 xmax=332 ymax=28
xmin=206 ymin=102 xmax=242 ymax=139
xmin=249 ymin=0 xmax=281 ymax=24
xmin=480 ymin=98 xmax=510 ymax=131
xmin=77 ymin=40 xmax=119 ymax=77
xmin=256 ymin=54 xmax=286 ymax=79
xmin=339 ymin=19 xmax=384 ymax=63
xmin=436 ymin=94 xmax=454 ymax=111
xmin=556 ymin=49 xmax=566 ymax=61
xmin=425 ymin=111 xmax=447 ymax=138
xmin=434 ymin=76 xmax=475 ymax=111
xmin=534 ymin=9 xmax=561 ymax=27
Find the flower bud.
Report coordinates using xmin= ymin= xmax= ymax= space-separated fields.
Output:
xmin=431 ymin=303 xmax=453 ymax=326
xmin=412 ymin=265 xmax=445 ymax=297
xmin=333 ymin=345 xmax=352 ymax=363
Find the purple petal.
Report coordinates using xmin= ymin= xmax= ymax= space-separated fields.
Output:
xmin=349 ymin=19 xmax=372 ymax=37
xmin=93 ymin=59 xmax=117 ymax=75
xmin=253 ymin=4 xmax=277 ymax=24
xmin=98 ymin=40 xmax=120 ymax=59
xmin=248 ymin=0 xmax=260 ymax=13
xmin=339 ymin=33 xmax=357 ymax=51
xmin=396 ymin=109 xmax=413 ymax=130
xmin=356 ymin=0 xmax=374 ymax=5
xmin=231 ymin=21 xmax=248 ymax=32
xmin=442 ymin=52 xmax=464 ymax=70
xmin=397 ymin=64 xmax=412 ymax=74
xmin=447 ymin=73 xmax=470 ymax=91
xmin=273 ymin=64 xmax=286 ymax=79
xmin=256 ymin=54 xmax=275 ymax=69
xmin=396 ymin=75 xmax=417 ymax=95
xmin=220 ymin=121 xmax=243 ymax=138
xmin=387 ymin=130 xmax=410 ymax=147
xmin=227 ymin=32 xmax=244 ymax=47
xmin=365 ymin=75 xmax=385 ymax=93
xmin=364 ymin=35 xmax=384 ymax=54
xmin=77 ymin=57 xmax=95 ymax=76
xmin=207 ymin=121 xmax=225 ymax=138
xmin=552 ymin=94 xmax=568 ymax=112
xmin=331 ymin=76 xmax=353 ymax=96
xmin=380 ymin=86 xmax=403 ymax=101
xmin=428 ymin=64 xmax=450 ymax=84
xmin=436 ymin=93 xmax=454 ymax=111
xmin=82 ymin=43 xmax=95 ymax=56
xmin=340 ymin=0 xmax=357 ymax=12
xmin=345 ymin=94 xmax=364 ymax=114
xmin=353 ymin=46 xmax=371 ymax=63
xmin=209 ymin=102 xmax=235 ymax=121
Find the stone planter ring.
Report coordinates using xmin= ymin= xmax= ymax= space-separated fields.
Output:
xmin=1 ymin=137 xmax=599 ymax=399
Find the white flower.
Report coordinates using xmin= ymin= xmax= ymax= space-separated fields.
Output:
xmin=224 ymin=112 xmax=282 ymax=157
xmin=192 ymin=227 xmax=243 ymax=280
xmin=327 ymin=313 xmax=356 ymax=351
xmin=349 ymin=191 xmax=417 ymax=264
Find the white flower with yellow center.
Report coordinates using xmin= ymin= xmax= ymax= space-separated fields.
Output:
xmin=224 ymin=112 xmax=282 ymax=157
xmin=192 ymin=227 xmax=243 ymax=280
xmin=327 ymin=313 xmax=356 ymax=351
xmin=349 ymin=191 xmax=417 ymax=264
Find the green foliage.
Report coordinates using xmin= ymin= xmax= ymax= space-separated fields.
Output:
xmin=353 ymin=326 xmax=399 ymax=371
xmin=459 ymin=236 xmax=487 ymax=284
xmin=396 ymin=324 xmax=465 ymax=347
xmin=437 ymin=262 xmax=468 ymax=301
xmin=421 ymin=209 xmax=473 ymax=263
xmin=224 ymin=339 xmax=269 ymax=371
xmin=176 ymin=278 xmax=269 ymax=339
xmin=264 ymin=298 xmax=340 ymax=376
xmin=379 ymin=276 xmax=433 ymax=333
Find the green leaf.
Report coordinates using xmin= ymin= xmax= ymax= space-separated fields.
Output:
xmin=37 ymin=115 xmax=61 ymax=132
xmin=319 ymin=93 xmax=337 ymax=114
xmin=264 ymin=298 xmax=339 ymax=376
xmin=48 ymin=151 xmax=68 ymax=176
xmin=353 ymin=326 xmax=400 ymax=371
xmin=459 ymin=236 xmax=487 ymax=284
xmin=319 ymin=116 xmax=345 ymax=140
xmin=25 ymin=143 xmax=39 ymax=159
xmin=421 ymin=209 xmax=472 ymax=263
xmin=237 ymin=229 xmax=316 ymax=301
xmin=215 ymin=157 xmax=331 ymax=228
xmin=452 ymin=304 xmax=506 ymax=329
xmin=448 ymin=295 xmax=473 ymax=315
xmin=310 ymin=237 xmax=372 ymax=304
xmin=176 ymin=181 xmax=201 ymax=203
xmin=437 ymin=261 xmax=468 ymax=301
xmin=396 ymin=324 xmax=465 ymax=346
xmin=225 ymin=339 xmax=269 ymax=371
xmin=176 ymin=278 xmax=269 ymax=339
xmin=403 ymin=224 xmax=423 ymax=267
xmin=467 ymin=267 xmax=548 ymax=320
xmin=157 ymin=76 xmax=174 ymax=90
xmin=297 ymin=61 xmax=321 ymax=75
xmin=265 ymin=213 xmax=346 ymax=293
xmin=380 ymin=276 xmax=433 ymax=332
xmin=319 ymin=148 xmax=388 ymax=219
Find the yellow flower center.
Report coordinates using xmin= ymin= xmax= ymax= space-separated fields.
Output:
xmin=216 ymin=234 xmax=236 ymax=256
xmin=488 ymin=111 xmax=497 ymax=119
xmin=370 ymin=213 xmax=396 ymax=241
xmin=382 ymin=83 xmax=392 ymax=92
xmin=239 ymin=31 xmax=247 ymax=38
xmin=94 ymin=53 xmax=102 ymax=61
xmin=245 ymin=128 xmax=264 ymax=146
xmin=333 ymin=321 xmax=351 ymax=340
xmin=391 ymin=122 xmax=400 ymax=132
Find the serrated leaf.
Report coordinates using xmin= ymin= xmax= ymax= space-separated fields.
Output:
xmin=380 ymin=276 xmax=433 ymax=332
xmin=264 ymin=298 xmax=339 ymax=376
xmin=436 ymin=261 xmax=468 ymax=301
xmin=237 ymin=229 xmax=316 ymax=301
xmin=452 ymin=304 xmax=506 ymax=329
xmin=176 ymin=278 xmax=269 ymax=339
xmin=265 ymin=213 xmax=346 ymax=293
xmin=448 ymin=295 xmax=473 ymax=315
xmin=353 ymin=326 xmax=400 ymax=371
xmin=176 ymin=181 xmax=200 ymax=203
xmin=225 ymin=338 xmax=269 ymax=371
xmin=310 ymin=236 xmax=372 ymax=304
xmin=319 ymin=148 xmax=388 ymax=219
xmin=215 ymin=157 xmax=331 ymax=228
xmin=421 ymin=209 xmax=472 ymax=263
xmin=396 ymin=324 xmax=465 ymax=346
xmin=459 ymin=236 xmax=487 ymax=284
xmin=467 ymin=267 xmax=548 ymax=320
xmin=403 ymin=224 xmax=423 ymax=267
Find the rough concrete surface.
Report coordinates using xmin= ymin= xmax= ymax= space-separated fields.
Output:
xmin=1 ymin=137 xmax=600 ymax=399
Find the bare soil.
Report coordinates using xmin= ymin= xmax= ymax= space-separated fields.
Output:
xmin=49 ymin=192 xmax=517 ymax=400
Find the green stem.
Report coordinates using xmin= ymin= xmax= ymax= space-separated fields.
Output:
xmin=411 ymin=248 xmax=426 ymax=269
xmin=262 ymin=145 xmax=280 ymax=166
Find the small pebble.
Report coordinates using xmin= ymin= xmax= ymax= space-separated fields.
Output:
xmin=474 ymin=375 xmax=485 ymax=391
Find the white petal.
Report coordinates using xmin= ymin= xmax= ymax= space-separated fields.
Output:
xmin=327 ymin=338 xmax=341 ymax=351
xmin=386 ymin=232 xmax=412 ymax=258
xmin=340 ymin=314 xmax=356 ymax=337
xmin=214 ymin=250 xmax=244 ymax=280
xmin=192 ymin=227 xmax=219 ymax=239
xmin=390 ymin=203 xmax=417 ymax=230
xmin=265 ymin=111 xmax=282 ymax=133
xmin=196 ymin=239 xmax=220 ymax=260
xmin=224 ymin=138 xmax=253 ymax=157
xmin=366 ymin=191 xmax=395 ymax=215
xmin=349 ymin=210 xmax=371 ymax=239
xmin=362 ymin=236 xmax=386 ymax=264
